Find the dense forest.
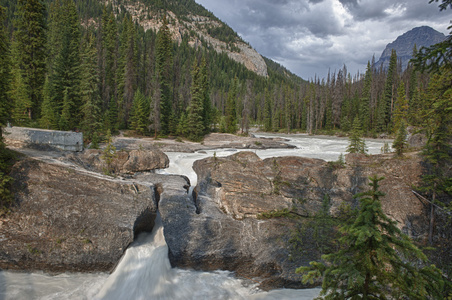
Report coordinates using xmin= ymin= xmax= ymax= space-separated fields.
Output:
xmin=1 ymin=0 xmax=448 ymax=143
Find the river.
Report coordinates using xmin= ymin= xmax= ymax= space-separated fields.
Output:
xmin=0 ymin=134 xmax=390 ymax=299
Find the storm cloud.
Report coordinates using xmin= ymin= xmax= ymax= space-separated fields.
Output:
xmin=195 ymin=0 xmax=450 ymax=79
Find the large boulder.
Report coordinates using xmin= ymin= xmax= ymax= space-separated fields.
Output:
xmin=0 ymin=158 xmax=158 ymax=272
xmin=67 ymin=148 xmax=169 ymax=174
xmin=160 ymin=151 xmax=428 ymax=289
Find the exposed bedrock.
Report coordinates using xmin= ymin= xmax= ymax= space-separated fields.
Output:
xmin=160 ymin=151 xmax=428 ymax=289
xmin=0 ymin=157 xmax=164 ymax=273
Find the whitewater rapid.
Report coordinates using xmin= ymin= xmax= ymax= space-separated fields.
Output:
xmin=0 ymin=133 xmax=390 ymax=299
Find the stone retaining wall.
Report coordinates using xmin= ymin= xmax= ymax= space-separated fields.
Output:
xmin=4 ymin=126 xmax=83 ymax=151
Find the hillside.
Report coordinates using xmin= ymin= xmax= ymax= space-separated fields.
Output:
xmin=375 ymin=26 xmax=446 ymax=70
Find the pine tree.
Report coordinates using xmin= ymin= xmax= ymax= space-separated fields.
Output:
xmin=101 ymin=129 xmax=117 ymax=175
xmin=186 ymin=60 xmax=205 ymax=141
xmin=155 ymin=15 xmax=173 ymax=135
xmin=14 ymin=0 xmax=47 ymax=119
xmin=299 ymin=176 xmax=447 ymax=299
xmin=347 ymin=117 xmax=367 ymax=154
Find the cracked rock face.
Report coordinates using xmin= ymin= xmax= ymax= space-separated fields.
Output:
xmin=160 ymin=151 xmax=429 ymax=289
xmin=0 ymin=158 xmax=158 ymax=272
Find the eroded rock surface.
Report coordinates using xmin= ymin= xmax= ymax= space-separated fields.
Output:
xmin=0 ymin=158 xmax=158 ymax=272
xmin=67 ymin=148 xmax=169 ymax=174
xmin=160 ymin=151 xmax=428 ymax=289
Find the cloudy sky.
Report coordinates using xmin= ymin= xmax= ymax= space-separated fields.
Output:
xmin=194 ymin=0 xmax=450 ymax=79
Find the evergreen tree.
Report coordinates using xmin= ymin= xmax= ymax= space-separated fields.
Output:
xmin=129 ymin=89 xmax=149 ymax=135
xmin=0 ymin=5 xmax=13 ymax=211
xmin=14 ymin=0 xmax=47 ymax=119
xmin=347 ymin=117 xmax=367 ymax=154
xmin=101 ymin=129 xmax=117 ymax=175
xmin=418 ymin=66 xmax=452 ymax=244
xmin=359 ymin=62 xmax=372 ymax=132
xmin=59 ymin=89 xmax=72 ymax=131
xmin=200 ymin=56 xmax=211 ymax=133
xmin=51 ymin=0 xmax=81 ymax=130
xmin=225 ymin=78 xmax=238 ymax=133
xmin=101 ymin=8 xmax=118 ymax=109
xmin=186 ymin=59 xmax=205 ymax=141
xmin=80 ymin=33 xmax=101 ymax=141
xmin=263 ymin=88 xmax=272 ymax=132
xmin=392 ymin=82 xmax=409 ymax=133
xmin=299 ymin=176 xmax=447 ymax=299
xmin=10 ymin=55 xmax=31 ymax=126
xmin=383 ymin=49 xmax=398 ymax=131
xmin=117 ymin=15 xmax=138 ymax=128
xmin=155 ymin=15 xmax=173 ymax=135
xmin=0 ymin=5 xmax=11 ymax=128
xmin=39 ymin=76 xmax=57 ymax=129
xmin=392 ymin=119 xmax=408 ymax=156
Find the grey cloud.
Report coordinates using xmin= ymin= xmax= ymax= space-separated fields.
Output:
xmin=195 ymin=0 xmax=449 ymax=79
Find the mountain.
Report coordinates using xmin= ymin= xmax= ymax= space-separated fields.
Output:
xmin=375 ymin=26 xmax=446 ymax=70
xmin=110 ymin=0 xmax=269 ymax=77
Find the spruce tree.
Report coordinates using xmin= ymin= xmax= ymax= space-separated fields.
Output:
xmin=130 ymin=89 xmax=149 ymax=135
xmin=359 ymin=62 xmax=372 ymax=133
xmin=101 ymin=8 xmax=118 ymax=109
xmin=14 ymin=0 xmax=47 ymax=119
xmin=418 ymin=66 xmax=452 ymax=245
xmin=80 ymin=33 xmax=101 ymax=141
xmin=200 ymin=56 xmax=211 ymax=133
xmin=186 ymin=60 xmax=205 ymax=141
xmin=225 ymin=78 xmax=238 ymax=134
xmin=392 ymin=119 xmax=408 ymax=156
xmin=51 ymin=0 xmax=81 ymax=130
xmin=39 ymin=76 xmax=58 ymax=129
xmin=155 ymin=15 xmax=173 ymax=135
xmin=383 ymin=49 xmax=398 ymax=131
xmin=299 ymin=176 xmax=447 ymax=299
xmin=392 ymin=82 xmax=409 ymax=133
xmin=263 ymin=88 xmax=272 ymax=132
xmin=0 ymin=5 xmax=11 ymax=128
xmin=347 ymin=117 xmax=367 ymax=154
xmin=0 ymin=5 xmax=13 ymax=210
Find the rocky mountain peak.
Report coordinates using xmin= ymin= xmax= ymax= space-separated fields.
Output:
xmin=375 ymin=26 xmax=446 ymax=70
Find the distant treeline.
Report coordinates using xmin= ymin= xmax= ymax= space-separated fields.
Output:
xmin=0 ymin=0 xmax=448 ymax=143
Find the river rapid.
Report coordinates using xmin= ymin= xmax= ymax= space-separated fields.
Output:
xmin=0 ymin=133 xmax=390 ymax=300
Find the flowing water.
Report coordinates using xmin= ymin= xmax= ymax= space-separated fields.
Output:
xmin=0 ymin=134 xmax=390 ymax=299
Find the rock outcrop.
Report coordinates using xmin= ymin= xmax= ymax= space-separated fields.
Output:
xmin=0 ymin=158 xmax=157 ymax=272
xmin=160 ymin=151 xmax=428 ymax=289
xmin=67 ymin=148 xmax=169 ymax=174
